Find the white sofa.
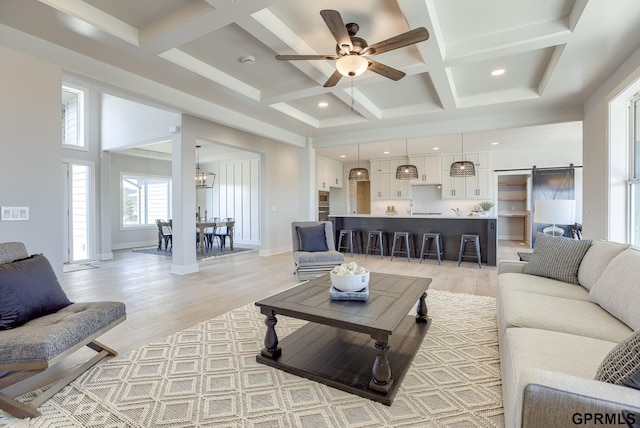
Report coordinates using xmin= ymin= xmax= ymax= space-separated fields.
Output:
xmin=497 ymin=234 xmax=640 ymax=427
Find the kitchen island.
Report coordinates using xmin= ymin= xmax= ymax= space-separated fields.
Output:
xmin=330 ymin=214 xmax=497 ymax=266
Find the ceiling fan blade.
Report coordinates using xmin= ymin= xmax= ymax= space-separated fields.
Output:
xmin=367 ymin=60 xmax=406 ymax=81
xmin=323 ymin=70 xmax=343 ymax=87
xmin=363 ymin=27 xmax=429 ymax=56
xmin=320 ymin=9 xmax=352 ymax=53
xmin=276 ymin=54 xmax=338 ymax=61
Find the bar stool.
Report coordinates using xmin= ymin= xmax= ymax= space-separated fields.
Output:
xmin=390 ymin=232 xmax=413 ymax=262
xmin=337 ymin=229 xmax=356 ymax=256
xmin=419 ymin=232 xmax=444 ymax=264
xmin=458 ymin=234 xmax=481 ymax=268
xmin=365 ymin=230 xmax=385 ymax=259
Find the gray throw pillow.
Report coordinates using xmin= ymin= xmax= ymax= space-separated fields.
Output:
xmin=595 ymin=329 xmax=640 ymax=389
xmin=0 ymin=254 xmax=73 ymax=329
xmin=523 ymin=233 xmax=592 ymax=284
xmin=296 ymin=225 xmax=329 ymax=252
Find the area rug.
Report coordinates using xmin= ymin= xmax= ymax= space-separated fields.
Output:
xmin=0 ymin=290 xmax=503 ymax=427
xmin=132 ymin=246 xmax=256 ymax=260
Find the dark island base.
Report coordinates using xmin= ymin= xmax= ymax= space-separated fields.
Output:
xmin=256 ymin=315 xmax=431 ymax=406
xmin=331 ymin=216 xmax=497 ymax=266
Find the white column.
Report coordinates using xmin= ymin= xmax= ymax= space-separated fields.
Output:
xmin=170 ymin=123 xmax=198 ymax=274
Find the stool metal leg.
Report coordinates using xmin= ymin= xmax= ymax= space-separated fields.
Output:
xmin=405 ymin=234 xmax=410 ymax=261
xmin=390 ymin=234 xmax=398 ymax=261
xmin=457 ymin=238 xmax=465 ymax=266
xmin=475 ymin=237 xmax=481 ymax=269
xmin=419 ymin=234 xmax=427 ymax=263
xmin=435 ymin=236 xmax=443 ymax=265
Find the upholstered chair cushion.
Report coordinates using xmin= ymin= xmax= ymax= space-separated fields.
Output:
xmin=577 ymin=240 xmax=629 ymax=290
xmin=589 ymin=248 xmax=640 ymax=330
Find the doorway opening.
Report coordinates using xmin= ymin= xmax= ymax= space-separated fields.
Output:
xmin=63 ymin=162 xmax=90 ymax=263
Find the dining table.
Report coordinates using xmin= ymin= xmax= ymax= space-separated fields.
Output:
xmin=196 ymin=220 xmax=235 ymax=254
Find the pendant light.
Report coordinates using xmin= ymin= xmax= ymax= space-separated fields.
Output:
xmin=348 ymin=144 xmax=369 ymax=181
xmin=450 ymin=134 xmax=476 ymax=177
xmin=396 ymin=139 xmax=419 ymax=180
xmin=195 ymin=145 xmax=216 ymax=188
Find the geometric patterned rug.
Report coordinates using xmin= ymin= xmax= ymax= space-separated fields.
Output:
xmin=0 ymin=290 xmax=504 ymax=427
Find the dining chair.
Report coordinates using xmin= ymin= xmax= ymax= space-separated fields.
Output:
xmin=155 ymin=219 xmax=172 ymax=251
xmin=215 ymin=217 xmax=233 ymax=249
xmin=205 ymin=218 xmax=219 ymax=250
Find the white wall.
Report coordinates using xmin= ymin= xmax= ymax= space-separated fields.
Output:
xmin=181 ymin=115 xmax=301 ymax=256
xmin=198 ymin=157 xmax=261 ymax=245
xmin=0 ymin=46 xmax=64 ymax=280
xmin=108 ymin=153 xmax=172 ymax=249
xmin=101 ymin=95 xmax=180 ymax=150
xmin=584 ymin=46 xmax=640 ymax=240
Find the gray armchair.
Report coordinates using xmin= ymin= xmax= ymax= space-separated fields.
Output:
xmin=0 ymin=242 xmax=126 ymax=418
xmin=291 ymin=221 xmax=345 ymax=280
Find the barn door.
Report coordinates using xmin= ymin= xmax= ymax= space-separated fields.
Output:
xmin=531 ymin=165 xmax=575 ymax=246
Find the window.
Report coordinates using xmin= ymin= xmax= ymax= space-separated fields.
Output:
xmin=122 ymin=175 xmax=171 ymax=227
xmin=630 ymin=95 xmax=640 ymax=246
xmin=62 ymin=85 xmax=85 ymax=148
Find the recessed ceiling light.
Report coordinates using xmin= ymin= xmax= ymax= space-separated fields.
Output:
xmin=432 ymin=147 xmax=439 ymax=150
xmin=383 ymin=151 xmax=390 ymax=154
xmin=340 ymin=154 xmax=346 ymax=158
xmin=491 ymin=142 xmax=499 ymax=145
xmin=318 ymin=101 xmax=329 ymax=107
xmin=491 ymin=68 xmax=506 ymax=76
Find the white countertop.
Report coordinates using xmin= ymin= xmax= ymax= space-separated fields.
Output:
xmin=330 ymin=214 xmax=497 ymax=220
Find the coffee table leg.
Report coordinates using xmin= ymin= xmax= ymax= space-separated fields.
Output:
xmin=369 ymin=339 xmax=393 ymax=393
xmin=416 ymin=291 xmax=428 ymax=323
xmin=260 ymin=312 xmax=282 ymax=359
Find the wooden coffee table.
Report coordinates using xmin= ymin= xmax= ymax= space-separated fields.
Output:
xmin=255 ymin=272 xmax=431 ymax=405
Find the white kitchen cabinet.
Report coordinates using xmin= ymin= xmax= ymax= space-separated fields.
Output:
xmin=464 ymin=153 xmax=492 ymax=199
xmin=370 ymin=173 xmax=390 ymax=199
xmin=409 ymin=155 xmax=442 ymax=185
xmin=369 ymin=158 xmax=410 ymax=200
xmin=370 ymin=159 xmax=390 ymax=174
xmin=317 ymin=157 xmax=343 ymax=190
xmin=441 ymin=155 xmax=465 ymax=199
xmin=390 ymin=175 xmax=410 ymax=199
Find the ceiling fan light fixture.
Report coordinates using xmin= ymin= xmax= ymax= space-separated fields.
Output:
xmin=336 ymin=54 xmax=368 ymax=77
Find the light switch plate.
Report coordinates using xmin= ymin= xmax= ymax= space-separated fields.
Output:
xmin=1 ymin=207 xmax=29 ymax=221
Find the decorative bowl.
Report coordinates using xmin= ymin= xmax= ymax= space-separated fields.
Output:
xmin=330 ymin=271 xmax=370 ymax=292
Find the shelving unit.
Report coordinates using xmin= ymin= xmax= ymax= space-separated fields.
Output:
xmin=497 ymin=175 xmax=531 ymax=243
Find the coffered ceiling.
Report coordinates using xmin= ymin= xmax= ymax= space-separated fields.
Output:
xmin=1 ymin=0 xmax=640 ymax=157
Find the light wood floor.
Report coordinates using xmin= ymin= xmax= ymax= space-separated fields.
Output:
xmin=63 ymin=240 xmax=527 ymax=355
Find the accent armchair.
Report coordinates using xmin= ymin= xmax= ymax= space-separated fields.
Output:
xmin=0 ymin=242 xmax=126 ymax=418
xmin=291 ymin=221 xmax=345 ymax=280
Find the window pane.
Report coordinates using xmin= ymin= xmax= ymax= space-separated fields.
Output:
xmin=71 ymin=165 xmax=89 ymax=260
xmin=123 ymin=177 xmax=142 ymax=225
xmin=62 ymin=86 xmax=84 ymax=147
xmin=122 ymin=175 xmax=171 ymax=227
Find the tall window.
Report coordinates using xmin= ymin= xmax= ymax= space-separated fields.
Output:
xmin=62 ymin=86 xmax=85 ymax=148
xmin=122 ymin=175 xmax=171 ymax=227
xmin=630 ymin=95 xmax=640 ymax=246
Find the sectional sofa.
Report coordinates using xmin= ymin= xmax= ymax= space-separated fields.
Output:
xmin=496 ymin=234 xmax=640 ymax=427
